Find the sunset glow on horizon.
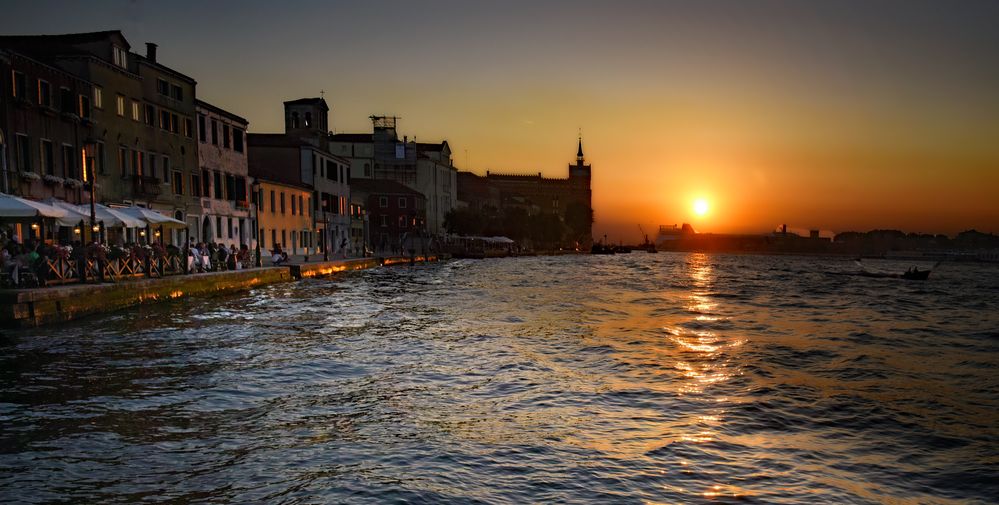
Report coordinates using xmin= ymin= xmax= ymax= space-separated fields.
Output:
xmin=6 ymin=1 xmax=996 ymax=242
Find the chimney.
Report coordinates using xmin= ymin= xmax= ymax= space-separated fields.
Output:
xmin=146 ymin=42 xmax=158 ymax=63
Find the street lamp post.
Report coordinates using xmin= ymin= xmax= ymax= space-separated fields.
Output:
xmin=323 ymin=213 xmax=329 ymax=261
xmin=251 ymin=181 xmax=262 ymax=267
xmin=84 ymin=143 xmax=98 ymax=243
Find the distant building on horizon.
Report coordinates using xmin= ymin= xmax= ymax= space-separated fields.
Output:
xmin=456 ymin=138 xmax=593 ymax=246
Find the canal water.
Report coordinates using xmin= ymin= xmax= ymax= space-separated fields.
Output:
xmin=1 ymin=254 xmax=997 ymax=504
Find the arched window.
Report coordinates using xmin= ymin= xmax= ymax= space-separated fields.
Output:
xmin=305 ymin=112 xmax=312 ymax=127
xmin=291 ymin=111 xmax=299 ymax=129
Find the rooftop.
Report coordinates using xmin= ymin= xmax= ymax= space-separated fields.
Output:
xmin=350 ymin=178 xmax=424 ymax=197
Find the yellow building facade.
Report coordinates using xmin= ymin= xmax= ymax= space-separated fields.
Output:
xmin=256 ymin=179 xmax=314 ymax=257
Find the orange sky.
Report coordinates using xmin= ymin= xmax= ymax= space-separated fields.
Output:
xmin=7 ymin=1 xmax=998 ymax=241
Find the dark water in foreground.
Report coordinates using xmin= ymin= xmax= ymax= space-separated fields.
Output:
xmin=1 ymin=253 xmax=998 ymax=504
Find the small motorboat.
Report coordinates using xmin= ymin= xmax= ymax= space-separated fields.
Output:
xmin=853 ymin=260 xmax=937 ymax=280
xmin=901 ymin=267 xmax=931 ymax=280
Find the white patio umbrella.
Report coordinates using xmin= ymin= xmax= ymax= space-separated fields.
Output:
xmin=93 ymin=204 xmax=145 ymax=228
xmin=119 ymin=206 xmax=187 ymax=229
xmin=42 ymin=198 xmax=92 ymax=225
xmin=0 ymin=192 xmax=77 ymax=226
xmin=58 ymin=202 xmax=145 ymax=228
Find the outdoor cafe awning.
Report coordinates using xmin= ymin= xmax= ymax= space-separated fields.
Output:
xmin=119 ymin=207 xmax=188 ymax=229
xmin=0 ymin=192 xmax=78 ymax=227
xmin=43 ymin=199 xmax=145 ymax=228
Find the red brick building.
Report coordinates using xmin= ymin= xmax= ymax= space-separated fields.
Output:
xmin=350 ymin=178 xmax=425 ymax=253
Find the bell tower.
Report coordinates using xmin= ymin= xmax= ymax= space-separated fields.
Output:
xmin=283 ymin=97 xmax=329 ymax=145
xmin=568 ymin=135 xmax=591 ymax=180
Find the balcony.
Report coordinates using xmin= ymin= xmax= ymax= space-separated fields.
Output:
xmin=132 ymin=176 xmax=162 ymax=197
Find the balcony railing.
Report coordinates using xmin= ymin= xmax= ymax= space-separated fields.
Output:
xmin=132 ymin=176 xmax=162 ymax=197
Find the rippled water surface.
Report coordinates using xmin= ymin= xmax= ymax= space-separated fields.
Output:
xmin=2 ymin=253 xmax=998 ymax=504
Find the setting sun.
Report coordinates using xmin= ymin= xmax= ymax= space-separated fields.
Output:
xmin=694 ymin=198 xmax=710 ymax=217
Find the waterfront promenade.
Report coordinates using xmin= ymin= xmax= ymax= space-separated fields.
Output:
xmin=0 ymin=255 xmax=444 ymax=329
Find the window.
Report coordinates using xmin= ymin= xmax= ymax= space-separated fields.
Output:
xmin=306 ymin=196 xmax=310 ymax=217
xmin=157 ymin=79 xmax=170 ymax=96
xmin=131 ymin=149 xmax=143 ymax=176
xmin=15 ymin=134 xmax=31 ymax=172
xmin=327 ymin=160 xmax=336 ymax=181
xmin=12 ymin=71 xmax=27 ymax=98
xmin=280 ymin=192 xmax=285 ymax=214
xmin=145 ymin=104 xmax=155 ymax=126
xmin=398 ymin=197 xmax=407 ymax=209
xmin=191 ymin=173 xmax=201 ymax=197
xmin=112 ymin=46 xmax=127 ymax=68
xmin=198 ymin=114 xmax=206 ymax=142
xmin=79 ymin=94 xmax=91 ymax=119
xmin=304 ymin=112 xmax=312 ymax=127
xmin=172 ymin=171 xmax=184 ymax=195
xmin=291 ymin=194 xmax=297 ymax=215
xmin=171 ymin=84 xmax=182 ymax=101
xmin=235 ymin=176 xmax=247 ymax=201
xmin=184 ymin=118 xmax=193 ymax=138
xmin=116 ymin=94 xmax=125 ymax=116
xmin=291 ymin=111 xmax=299 ymax=128
xmin=223 ymin=124 xmax=230 ymax=148
xmin=227 ymin=218 xmax=233 ymax=239
xmin=282 ymin=229 xmax=286 ymax=249
xmin=132 ymin=100 xmax=141 ymax=121
xmin=171 ymin=113 xmax=179 ymax=134
xmin=38 ymin=80 xmax=51 ymax=107
xmin=364 ymin=163 xmax=371 ymax=177
xmin=93 ymin=86 xmax=103 ymax=109
xmin=147 ymin=153 xmax=157 ymax=180
xmin=216 ymin=217 xmax=222 ymax=237
xmin=160 ymin=110 xmax=170 ymax=130
xmin=213 ymin=171 xmax=223 ymax=199
xmin=118 ymin=146 xmax=128 ymax=176
xmin=62 ymin=145 xmax=76 ymax=179
xmin=271 ymin=229 xmax=276 ymax=248
xmin=225 ymin=174 xmax=235 ymax=202
xmin=40 ymin=140 xmax=54 ymax=175
xmin=269 ymin=190 xmax=275 ymax=213
xmin=60 ymin=88 xmax=73 ymax=113
xmin=380 ymin=215 xmax=388 ymax=227
xmin=96 ymin=142 xmax=106 ymax=175
xmin=379 ymin=196 xmax=388 ymax=208
xmin=211 ymin=120 xmax=218 ymax=145
xmin=232 ymin=127 xmax=244 ymax=152
xmin=162 ymin=156 xmax=170 ymax=183
xmin=202 ymin=169 xmax=211 ymax=196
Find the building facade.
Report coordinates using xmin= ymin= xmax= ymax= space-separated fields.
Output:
xmin=193 ymin=99 xmax=254 ymax=249
xmin=247 ymin=98 xmax=351 ymax=258
xmin=1 ymin=47 xmax=94 ymax=204
xmin=328 ymin=116 xmax=457 ymax=238
xmin=255 ymin=179 xmax=313 ymax=257
xmin=0 ymin=31 xmax=199 ymax=245
xmin=456 ymin=138 xmax=593 ymax=245
xmin=350 ymin=178 xmax=426 ymax=253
